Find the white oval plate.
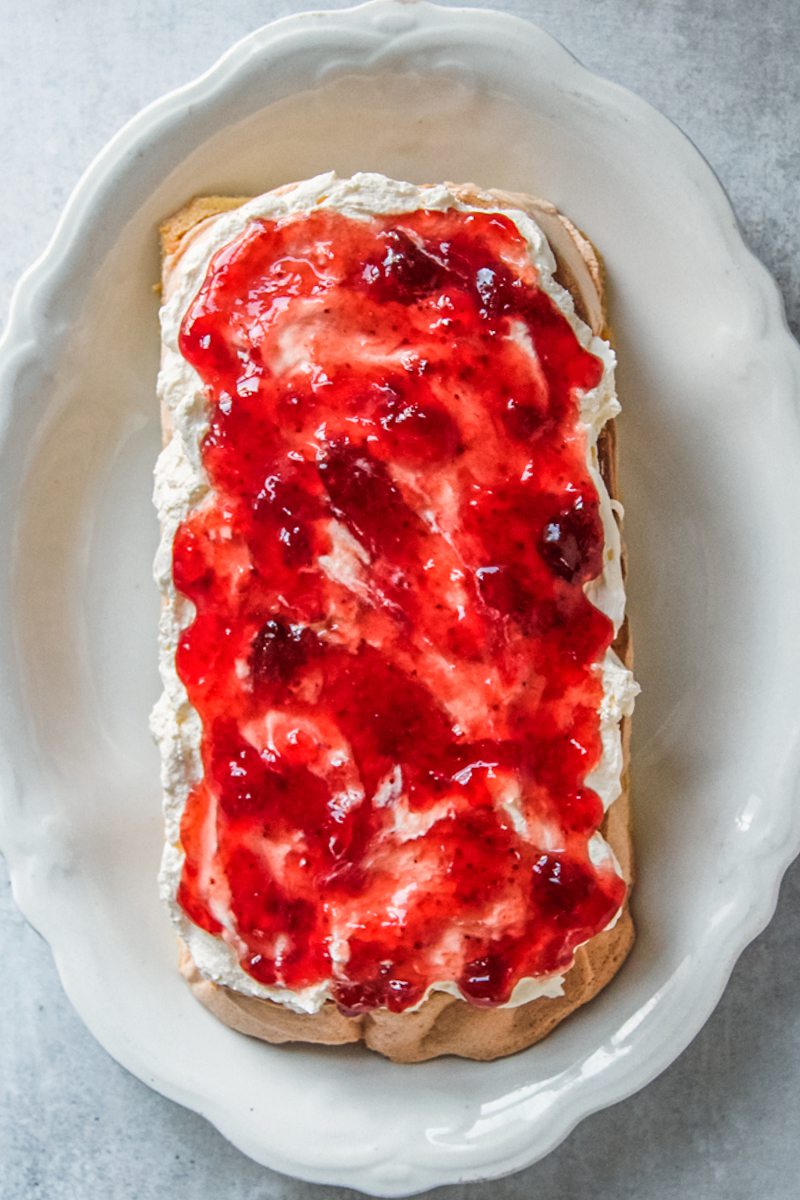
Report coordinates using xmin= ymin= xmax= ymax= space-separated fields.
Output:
xmin=1 ymin=1 xmax=799 ymax=1194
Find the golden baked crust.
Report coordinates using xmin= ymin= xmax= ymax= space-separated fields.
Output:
xmin=158 ymin=184 xmax=634 ymax=1062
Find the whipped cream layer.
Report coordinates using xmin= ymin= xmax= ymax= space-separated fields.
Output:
xmin=152 ymin=172 xmax=639 ymax=1014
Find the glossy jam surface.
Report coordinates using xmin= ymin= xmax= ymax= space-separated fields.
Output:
xmin=173 ymin=206 xmax=625 ymax=1013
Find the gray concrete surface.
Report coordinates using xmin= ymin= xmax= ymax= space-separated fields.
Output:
xmin=1 ymin=1 xmax=798 ymax=1197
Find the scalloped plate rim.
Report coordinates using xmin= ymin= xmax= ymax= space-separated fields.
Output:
xmin=1 ymin=1 xmax=800 ymax=1195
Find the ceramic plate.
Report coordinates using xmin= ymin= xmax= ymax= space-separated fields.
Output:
xmin=1 ymin=2 xmax=799 ymax=1194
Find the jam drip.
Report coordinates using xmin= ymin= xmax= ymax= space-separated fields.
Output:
xmin=172 ymin=205 xmax=625 ymax=1014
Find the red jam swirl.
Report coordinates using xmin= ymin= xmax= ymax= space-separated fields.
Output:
xmin=172 ymin=205 xmax=625 ymax=1014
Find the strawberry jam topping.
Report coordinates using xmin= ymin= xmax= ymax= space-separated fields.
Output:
xmin=172 ymin=205 xmax=625 ymax=1013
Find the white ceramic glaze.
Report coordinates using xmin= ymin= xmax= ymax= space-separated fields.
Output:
xmin=0 ymin=2 xmax=799 ymax=1195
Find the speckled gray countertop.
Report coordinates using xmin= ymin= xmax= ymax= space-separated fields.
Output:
xmin=1 ymin=2 xmax=798 ymax=1197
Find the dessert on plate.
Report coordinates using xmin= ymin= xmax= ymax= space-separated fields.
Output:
xmin=152 ymin=172 xmax=639 ymax=1062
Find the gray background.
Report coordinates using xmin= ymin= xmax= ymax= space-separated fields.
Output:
xmin=1 ymin=1 xmax=798 ymax=1197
